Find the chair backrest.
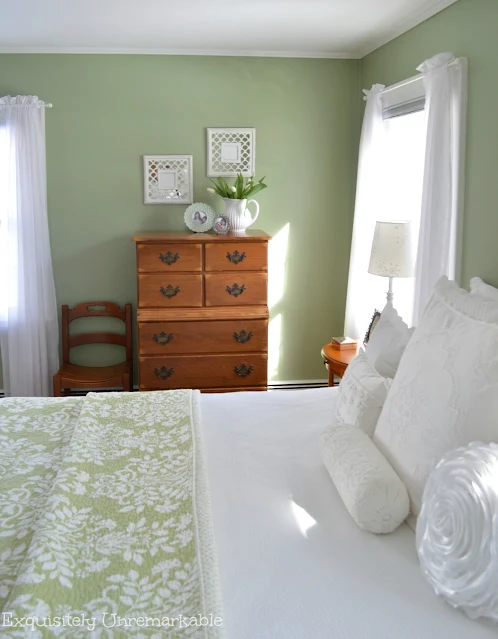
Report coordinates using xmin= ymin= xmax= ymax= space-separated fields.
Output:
xmin=61 ymin=302 xmax=132 ymax=365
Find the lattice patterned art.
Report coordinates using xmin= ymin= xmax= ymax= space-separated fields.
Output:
xmin=207 ymin=128 xmax=255 ymax=177
xmin=143 ymin=155 xmax=193 ymax=204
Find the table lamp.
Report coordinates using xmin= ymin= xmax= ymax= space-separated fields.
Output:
xmin=368 ymin=220 xmax=415 ymax=305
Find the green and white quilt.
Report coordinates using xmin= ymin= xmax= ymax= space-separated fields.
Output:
xmin=0 ymin=391 xmax=224 ymax=638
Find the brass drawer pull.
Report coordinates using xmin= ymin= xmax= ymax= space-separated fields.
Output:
xmin=159 ymin=251 xmax=180 ymax=265
xmin=153 ymin=332 xmax=174 ymax=345
xmin=234 ymin=330 xmax=253 ymax=344
xmin=160 ymin=285 xmax=180 ymax=298
xmin=155 ymin=366 xmax=174 ymax=379
xmin=234 ymin=363 xmax=253 ymax=377
xmin=227 ymin=250 xmax=246 ymax=264
xmin=226 ymin=283 xmax=246 ymax=297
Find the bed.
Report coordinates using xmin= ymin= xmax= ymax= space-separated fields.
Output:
xmin=0 ymin=387 xmax=496 ymax=638
xmin=202 ymin=387 xmax=496 ymax=639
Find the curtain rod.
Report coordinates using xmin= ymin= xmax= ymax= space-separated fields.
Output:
xmin=380 ymin=57 xmax=462 ymax=96
xmin=0 ymin=103 xmax=53 ymax=108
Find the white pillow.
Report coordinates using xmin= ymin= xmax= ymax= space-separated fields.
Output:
xmin=335 ymin=349 xmax=392 ymax=437
xmin=417 ymin=442 xmax=498 ymax=622
xmin=470 ymin=276 xmax=498 ymax=301
xmin=321 ymin=423 xmax=409 ymax=534
xmin=365 ymin=303 xmax=414 ymax=378
xmin=373 ymin=276 xmax=498 ymax=526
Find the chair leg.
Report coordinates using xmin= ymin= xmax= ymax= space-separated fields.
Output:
xmin=123 ymin=372 xmax=131 ymax=392
xmin=53 ymin=375 xmax=62 ymax=397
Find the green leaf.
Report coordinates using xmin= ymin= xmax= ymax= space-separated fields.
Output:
xmin=216 ymin=177 xmax=231 ymax=197
xmin=208 ymin=179 xmax=223 ymax=196
xmin=235 ymin=173 xmax=244 ymax=199
xmin=243 ymin=183 xmax=267 ymax=198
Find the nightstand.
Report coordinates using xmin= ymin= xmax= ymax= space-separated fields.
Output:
xmin=321 ymin=343 xmax=359 ymax=387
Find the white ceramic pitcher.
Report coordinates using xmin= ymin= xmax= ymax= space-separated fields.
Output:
xmin=222 ymin=198 xmax=260 ymax=232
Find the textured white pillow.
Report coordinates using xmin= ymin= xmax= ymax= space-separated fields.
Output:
xmin=374 ymin=276 xmax=498 ymax=525
xmin=470 ymin=276 xmax=498 ymax=301
xmin=321 ymin=423 xmax=409 ymax=534
xmin=335 ymin=349 xmax=392 ymax=437
xmin=365 ymin=303 xmax=414 ymax=378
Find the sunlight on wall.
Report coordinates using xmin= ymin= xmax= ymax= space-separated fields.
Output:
xmin=268 ymin=223 xmax=290 ymax=309
xmin=291 ymin=500 xmax=317 ymax=538
xmin=267 ymin=223 xmax=290 ymax=380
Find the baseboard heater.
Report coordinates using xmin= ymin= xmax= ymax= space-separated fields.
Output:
xmin=0 ymin=380 xmax=328 ymax=398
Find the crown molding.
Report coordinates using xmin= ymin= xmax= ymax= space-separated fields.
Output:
xmin=354 ymin=0 xmax=460 ymax=58
xmin=0 ymin=46 xmax=357 ymax=59
xmin=0 ymin=1 xmax=459 ymax=61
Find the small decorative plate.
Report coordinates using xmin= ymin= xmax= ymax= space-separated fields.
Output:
xmin=184 ymin=202 xmax=215 ymax=233
xmin=213 ymin=215 xmax=231 ymax=235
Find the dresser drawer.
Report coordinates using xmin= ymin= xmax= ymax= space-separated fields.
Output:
xmin=139 ymin=354 xmax=268 ymax=389
xmin=138 ymin=274 xmax=202 ymax=308
xmin=137 ymin=242 xmax=202 ymax=272
xmin=205 ymin=273 xmax=267 ymax=306
xmin=205 ymin=242 xmax=267 ymax=271
xmin=139 ymin=319 xmax=268 ymax=355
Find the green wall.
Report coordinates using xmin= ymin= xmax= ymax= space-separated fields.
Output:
xmin=4 ymin=0 xmax=493 ymax=390
xmin=0 ymin=55 xmax=360 ymax=385
xmin=361 ymin=0 xmax=498 ymax=289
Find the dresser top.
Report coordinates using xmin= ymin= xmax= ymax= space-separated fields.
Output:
xmin=132 ymin=229 xmax=271 ymax=243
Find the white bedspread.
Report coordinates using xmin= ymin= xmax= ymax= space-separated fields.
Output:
xmin=200 ymin=387 xmax=496 ymax=639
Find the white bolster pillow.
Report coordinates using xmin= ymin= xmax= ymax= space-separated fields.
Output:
xmin=320 ymin=423 xmax=409 ymax=534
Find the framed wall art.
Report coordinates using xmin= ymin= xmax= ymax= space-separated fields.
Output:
xmin=207 ymin=128 xmax=255 ymax=177
xmin=143 ymin=155 xmax=193 ymax=204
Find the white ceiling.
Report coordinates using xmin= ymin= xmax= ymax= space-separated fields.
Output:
xmin=0 ymin=0 xmax=459 ymax=58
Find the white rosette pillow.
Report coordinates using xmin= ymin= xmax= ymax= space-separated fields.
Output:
xmin=417 ymin=442 xmax=498 ymax=622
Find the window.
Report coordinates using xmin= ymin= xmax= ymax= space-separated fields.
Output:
xmin=362 ymin=77 xmax=427 ymax=327
xmin=346 ymin=60 xmax=467 ymax=340
xmin=376 ymin=109 xmax=426 ymax=325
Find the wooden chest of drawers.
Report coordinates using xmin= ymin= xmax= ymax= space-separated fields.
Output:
xmin=133 ymin=230 xmax=271 ymax=392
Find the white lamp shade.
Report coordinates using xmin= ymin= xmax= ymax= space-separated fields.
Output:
xmin=368 ymin=221 xmax=415 ymax=278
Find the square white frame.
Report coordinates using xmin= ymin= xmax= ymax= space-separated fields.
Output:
xmin=207 ymin=128 xmax=255 ymax=177
xmin=143 ymin=155 xmax=193 ymax=205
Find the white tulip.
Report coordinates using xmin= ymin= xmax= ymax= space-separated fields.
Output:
xmin=231 ymin=186 xmax=237 ymax=193
xmin=207 ymin=187 xmax=215 ymax=193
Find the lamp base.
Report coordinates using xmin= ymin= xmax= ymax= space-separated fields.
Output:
xmin=386 ymin=277 xmax=394 ymax=305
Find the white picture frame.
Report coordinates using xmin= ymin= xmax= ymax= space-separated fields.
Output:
xmin=143 ymin=155 xmax=193 ymax=204
xmin=207 ymin=128 xmax=255 ymax=177
xmin=184 ymin=202 xmax=215 ymax=233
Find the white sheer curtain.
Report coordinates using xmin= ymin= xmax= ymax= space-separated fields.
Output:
xmin=344 ymin=85 xmax=387 ymax=340
xmin=413 ymin=53 xmax=468 ymax=321
xmin=0 ymin=95 xmax=59 ymax=396
xmin=344 ymin=52 xmax=467 ymax=338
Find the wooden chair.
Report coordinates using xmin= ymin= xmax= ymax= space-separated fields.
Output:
xmin=53 ymin=301 xmax=132 ymax=397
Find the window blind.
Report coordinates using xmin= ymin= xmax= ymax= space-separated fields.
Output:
xmin=381 ymin=75 xmax=425 ymax=120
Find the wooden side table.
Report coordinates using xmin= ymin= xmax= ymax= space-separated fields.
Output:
xmin=321 ymin=343 xmax=359 ymax=387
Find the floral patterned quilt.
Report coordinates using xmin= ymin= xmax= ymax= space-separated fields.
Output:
xmin=0 ymin=391 xmax=223 ymax=638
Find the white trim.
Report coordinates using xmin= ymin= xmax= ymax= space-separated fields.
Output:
xmin=355 ymin=0 xmax=461 ymax=58
xmin=0 ymin=46 xmax=356 ymax=59
xmin=380 ymin=74 xmax=423 ymax=97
